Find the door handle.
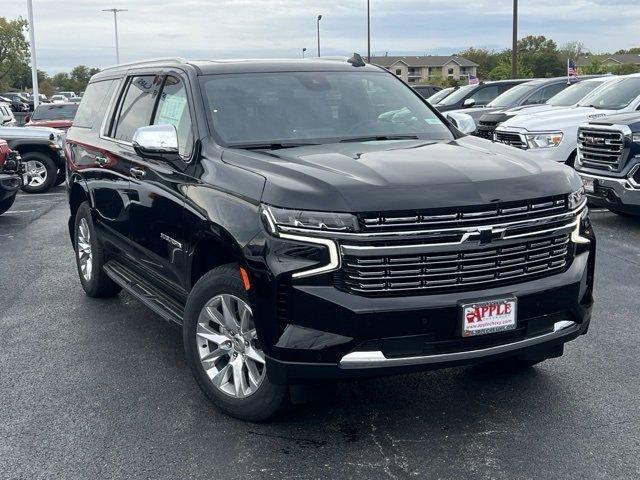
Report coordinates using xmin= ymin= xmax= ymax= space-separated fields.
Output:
xmin=95 ymin=155 xmax=109 ymax=166
xmin=130 ymin=167 xmax=146 ymax=179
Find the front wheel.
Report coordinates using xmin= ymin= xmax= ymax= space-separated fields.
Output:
xmin=0 ymin=194 xmax=16 ymax=216
xmin=20 ymin=152 xmax=57 ymax=193
xmin=183 ymin=264 xmax=289 ymax=421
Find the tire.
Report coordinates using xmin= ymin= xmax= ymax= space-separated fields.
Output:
xmin=0 ymin=194 xmax=16 ymax=216
xmin=74 ymin=201 xmax=121 ymax=298
xmin=183 ymin=264 xmax=289 ymax=421
xmin=54 ymin=169 xmax=66 ymax=186
xmin=20 ymin=152 xmax=57 ymax=193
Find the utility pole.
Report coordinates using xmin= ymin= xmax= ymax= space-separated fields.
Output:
xmin=26 ymin=0 xmax=39 ymax=109
xmin=367 ymin=0 xmax=371 ymax=62
xmin=102 ymin=8 xmax=127 ymax=64
xmin=512 ymin=0 xmax=518 ymax=78
xmin=317 ymin=15 xmax=322 ymax=57
xmin=302 ymin=47 xmax=307 ymax=58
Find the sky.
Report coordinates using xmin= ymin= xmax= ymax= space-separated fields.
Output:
xmin=4 ymin=0 xmax=640 ymax=73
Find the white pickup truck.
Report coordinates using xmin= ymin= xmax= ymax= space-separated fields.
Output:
xmin=494 ymin=74 xmax=640 ymax=166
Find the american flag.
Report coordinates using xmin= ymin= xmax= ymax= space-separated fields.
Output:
xmin=468 ymin=74 xmax=479 ymax=85
xmin=568 ymin=59 xmax=578 ymax=79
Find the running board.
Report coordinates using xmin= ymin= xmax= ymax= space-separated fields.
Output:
xmin=104 ymin=260 xmax=184 ymax=326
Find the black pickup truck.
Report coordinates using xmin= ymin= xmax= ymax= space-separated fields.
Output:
xmin=576 ymin=112 xmax=640 ymax=216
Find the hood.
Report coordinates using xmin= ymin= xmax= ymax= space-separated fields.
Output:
xmin=499 ymin=106 xmax=616 ymax=131
xmin=27 ymin=119 xmax=72 ymax=130
xmin=588 ymin=111 xmax=640 ymax=128
xmin=220 ymin=136 xmax=581 ymax=212
xmin=448 ymin=107 xmax=499 ymax=122
xmin=0 ymin=125 xmax=64 ymax=140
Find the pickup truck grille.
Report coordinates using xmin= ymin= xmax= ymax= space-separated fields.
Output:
xmin=338 ymin=234 xmax=572 ymax=296
xmin=495 ymin=132 xmax=527 ymax=149
xmin=360 ymin=196 xmax=567 ymax=232
xmin=578 ymin=128 xmax=626 ymax=171
xmin=474 ymin=121 xmax=499 ymax=140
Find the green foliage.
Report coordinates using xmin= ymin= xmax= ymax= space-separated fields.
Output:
xmin=517 ymin=35 xmax=565 ymax=77
xmin=488 ymin=54 xmax=533 ymax=80
xmin=615 ymin=47 xmax=640 ymax=54
xmin=0 ymin=17 xmax=30 ymax=90
xmin=457 ymin=47 xmax=500 ymax=79
xmin=581 ymin=58 xmax=607 ymax=75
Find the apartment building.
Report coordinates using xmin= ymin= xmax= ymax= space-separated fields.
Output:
xmin=370 ymin=55 xmax=479 ymax=83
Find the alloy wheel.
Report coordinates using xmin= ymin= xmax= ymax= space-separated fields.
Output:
xmin=196 ymin=294 xmax=266 ymax=398
xmin=77 ymin=218 xmax=93 ymax=281
xmin=25 ymin=160 xmax=48 ymax=187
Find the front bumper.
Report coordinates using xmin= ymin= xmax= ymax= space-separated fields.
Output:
xmin=262 ymin=245 xmax=594 ymax=384
xmin=0 ymin=172 xmax=21 ymax=202
xmin=578 ymin=171 xmax=640 ymax=214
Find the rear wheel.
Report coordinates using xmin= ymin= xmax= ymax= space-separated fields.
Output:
xmin=0 ymin=194 xmax=16 ymax=215
xmin=183 ymin=264 xmax=289 ymax=421
xmin=74 ymin=201 xmax=121 ymax=298
xmin=20 ymin=152 xmax=57 ymax=193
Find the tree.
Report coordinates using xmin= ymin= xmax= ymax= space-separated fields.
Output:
xmin=615 ymin=47 xmax=640 ymax=54
xmin=581 ymin=58 xmax=607 ymax=75
xmin=457 ymin=47 xmax=500 ymax=80
xmin=0 ymin=16 xmax=30 ymax=89
xmin=559 ymin=41 xmax=588 ymax=62
xmin=489 ymin=54 xmax=533 ymax=80
xmin=517 ymin=35 xmax=564 ymax=77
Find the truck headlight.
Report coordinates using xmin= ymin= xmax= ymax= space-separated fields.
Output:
xmin=261 ymin=205 xmax=359 ymax=234
xmin=568 ymin=186 xmax=586 ymax=210
xmin=525 ymin=132 xmax=563 ymax=149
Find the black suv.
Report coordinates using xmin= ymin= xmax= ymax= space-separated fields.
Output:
xmin=433 ymin=79 xmax=528 ymax=112
xmin=66 ymin=58 xmax=595 ymax=421
xmin=576 ymin=112 xmax=640 ymax=216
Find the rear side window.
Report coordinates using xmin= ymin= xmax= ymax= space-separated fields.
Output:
xmin=74 ymin=80 xmax=116 ymax=128
xmin=473 ymin=85 xmax=500 ymax=104
xmin=113 ymin=75 xmax=163 ymax=142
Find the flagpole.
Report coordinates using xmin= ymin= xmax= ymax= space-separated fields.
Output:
xmin=567 ymin=58 xmax=570 ymax=85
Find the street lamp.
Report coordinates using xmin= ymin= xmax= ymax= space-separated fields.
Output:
xmin=512 ymin=0 xmax=518 ymax=78
xmin=26 ymin=0 xmax=39 ymax=109
xmin=302 ymin=47 xmax=307 ymax=58
xmin=317 ymin=15 xmax=322 ymax=57
xmin=102 ymin=8 xmax=127 ymax=64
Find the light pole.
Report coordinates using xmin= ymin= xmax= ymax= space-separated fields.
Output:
xmin=367 ymin=0 xmax=371 ymax=62
xmin=302 ymin=47 xmax=307 ymax=58
xmin=102 ymin=8 xmax=127 ymax=64
xmin=317 ymin=15 xmax=322 ymax=57
xmin=26 ymin=0 xmax=39 ymax=109
xmin=511 ymin=0 xmax=518 ymax=78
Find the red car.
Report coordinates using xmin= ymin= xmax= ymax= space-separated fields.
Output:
xmin=0 ymin=139 xmax=22 ymax=215
xmin=26 ymin=102 xmax=78 ymax=131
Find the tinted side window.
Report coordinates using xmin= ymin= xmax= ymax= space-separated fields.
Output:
xmin=539 ymin=83 xmax=567 ymax=102
xmin=153 ymin=76 xmax=193 ymax=158
xmin=113 ymin=75 xmax=162 ymax=142
xmin=73 ymin=80 xmax=116 ymax=128
xmin=473 ymin=85 xmax=500 ymax=104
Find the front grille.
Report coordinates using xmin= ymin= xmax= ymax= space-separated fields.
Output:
xmin=578 ymin=128 xmax=626 ymax=171
xmin=474 ymin=124 xmax=496 ymax=140
xmin=360 ymin=195 xmax=567 ymax=232
xmin=338 ymin=233 xmax=572 ymax=296
xmin=495 ymin=131 xmax=527 ymax=149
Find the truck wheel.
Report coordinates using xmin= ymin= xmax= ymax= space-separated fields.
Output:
xmin=21 ymin=152 xmax=57 ymax=193
xmin=0 ymin=194 xmax=16 ymax=215
xmin=74 ymin=201 xmax=121 ymax=298
xmin=54 ymin=169 xmax=66 ymax=186
xmin=183 ymin=264 xmax=289 ymax=422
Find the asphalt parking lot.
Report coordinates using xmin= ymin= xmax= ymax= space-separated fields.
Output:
xmin=1 ymin=190 xmax=639 ymax=480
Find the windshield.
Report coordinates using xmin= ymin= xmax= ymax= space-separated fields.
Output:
xmin=577 ymin=77 xmax=640 ymax=110
xmin=427 ymin=87 xmax=454 ymax=104
xmin=487 ymin=84 xmax=535 ymax=108
xmin=200 ymin=71 xmax=454 ymax=146
xmin=546 ymin=80 xmax=604 ymax=106
xmin=436 ymin=84 xmax=476 ymax=105
xmin=31 ymin=103 xmax=78 ymax=121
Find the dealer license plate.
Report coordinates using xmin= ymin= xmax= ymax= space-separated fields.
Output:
xmin=582 ymin=177 xmax=595 ymax=193
xmin=461 ymin=298 xmax=517 ymax=337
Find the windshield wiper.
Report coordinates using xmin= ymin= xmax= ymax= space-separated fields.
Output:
xmin=339 ymin=135 xmax=419 ymax=143
xmin=229 ymin=142 xmax=320 ymax=150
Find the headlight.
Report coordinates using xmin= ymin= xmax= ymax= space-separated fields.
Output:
xmin=525 ymin=132 xmax=563 ymax=149
xmin=632 ymin=132 xmax=640 ymax=143
xmin=262 ymin=205 xmax=359 ymax=234
xmin=568 ymin=186 xmax=586 ymax=210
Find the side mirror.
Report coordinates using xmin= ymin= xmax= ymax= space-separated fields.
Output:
xmin=446 ymin=112 xmax=476 ymax=135
xmin=463 ymin=98 xmax=476 ymax=108
xmin=132 ymin=124 xmax=180 ymax=161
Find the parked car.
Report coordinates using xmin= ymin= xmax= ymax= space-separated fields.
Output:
xmin=26 ymin=102 xmax=78 ymax=131
xmin=0 ymin=126 xmax=66 ymax=193
xmin=50 ymin=95 xmax=69 ymax=103
xmin=411 ymin=84 xmax=441 ymax=99
xmin=575 ymin=112 xmax=640 ymax=217
xmin=426 ymin=86 xmax=456 ymax=104
xmin=475 ymin=76 xmax=614 ymax=140
xmin=66 ymin=58 xmax=594 ymax=421
xmin=0 ymin=93 xmax=29 ymax=112
xmin=58 ymin=91 xmax=77 ymax=99
xmin=0 ymin=139 xmax=22 ymax=215
xmin=433 ymin=79 xmax=529 ymax=112
xmin=0 ymin=102 xmax=16 ymax=126
xmin=495 ymin=74 xmax=640 ymax=166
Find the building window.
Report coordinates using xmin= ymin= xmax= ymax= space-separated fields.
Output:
xmin=448 ymin=68 xmax=454 ymax=75
xmin=395 ymin=69 xmax=402 ymax=75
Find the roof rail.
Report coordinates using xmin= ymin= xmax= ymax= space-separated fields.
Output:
xmin=100 ymin=57 xmax=188 ymax=72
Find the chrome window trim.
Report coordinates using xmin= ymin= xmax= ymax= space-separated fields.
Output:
xmin=339 ymin=320 xmax=578 ymax=369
